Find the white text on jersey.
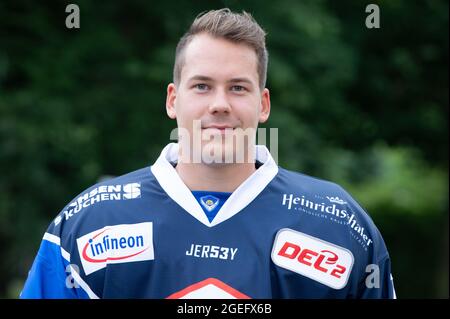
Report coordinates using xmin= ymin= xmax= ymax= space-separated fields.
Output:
xmin=55 ymin=183 xmax=141 ymax=225
xmin=186 ymin=244 xmax=238 ymax=260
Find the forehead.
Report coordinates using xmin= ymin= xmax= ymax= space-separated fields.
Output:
xmin=181 ymin=33 xmax=258 ymax=84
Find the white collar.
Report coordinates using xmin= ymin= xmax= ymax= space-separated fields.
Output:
xmin=150 ymin=143 xmax=279 ymax=227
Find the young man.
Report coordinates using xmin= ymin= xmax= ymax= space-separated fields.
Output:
xmin=21 ymin=9 xmax=396 ymax=299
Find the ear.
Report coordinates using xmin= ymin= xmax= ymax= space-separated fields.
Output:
xmin=259 ymin=88 xmax=271 ymax=123
xmin=166 ymin=83 xmax=177 ymax=119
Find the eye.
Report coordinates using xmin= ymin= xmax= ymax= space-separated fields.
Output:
xmin=230 ymin=85 xmax=246 ymax=92
xmin=194 ymin=84 xmax=209 ymax=91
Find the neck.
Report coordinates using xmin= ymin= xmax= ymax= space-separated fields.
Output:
xmin=175 ymin=162 xmax=256 ymax=193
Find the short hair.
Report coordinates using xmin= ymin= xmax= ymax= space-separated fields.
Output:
xmin=173 ymin=8 xmax=268 ymax=90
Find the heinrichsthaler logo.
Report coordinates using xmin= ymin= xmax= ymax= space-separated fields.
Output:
xmin=282 ymin=194 xmax=373 ymax=248
xmin=54 ymin=183 xmax=141 ymax=226
xmin=76 ymin=222 xmax=154 ymax=275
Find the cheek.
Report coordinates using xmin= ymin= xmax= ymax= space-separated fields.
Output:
xmin=234 ymin=101 xmax=260 ymax=125
xmin=175 ymin=103 xmax=203 ymax=129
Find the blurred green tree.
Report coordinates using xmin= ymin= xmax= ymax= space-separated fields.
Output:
xmin=0 ymin=0 xmax=447 ymax=298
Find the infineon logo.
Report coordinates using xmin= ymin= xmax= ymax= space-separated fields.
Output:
xmin=271 ymin=229 xmax=354 ymax=289
xmin=77 ymin=222 xmax=154 ymax=275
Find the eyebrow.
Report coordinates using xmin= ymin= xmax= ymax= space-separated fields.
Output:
xmin=187 ymin=75 xmax=254 ymax=86
xmin=228 ymin=77 xmax=254 ymax=85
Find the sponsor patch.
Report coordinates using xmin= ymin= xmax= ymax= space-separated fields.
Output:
xmin=77 ymin=222 xmax=154 ymax=275
xmin=55 ymin=183 xmax=142 ymax=226
xmin=281 ymin=193 xmax=373 ymax=249
xmin=271 ymin=228 xmax=354 ymax=289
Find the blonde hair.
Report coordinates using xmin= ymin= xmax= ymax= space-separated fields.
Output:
xmin=173 ymin=8 xmax=268 ymax=89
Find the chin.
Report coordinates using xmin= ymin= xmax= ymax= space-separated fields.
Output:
xmin=199 ymin=140 xmax=233 ymax=164
xmin=202 ymin=142 xmax=255 ymax=165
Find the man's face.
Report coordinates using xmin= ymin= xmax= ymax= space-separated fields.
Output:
xmin=166 ymin=33 xmax=270 ymax=164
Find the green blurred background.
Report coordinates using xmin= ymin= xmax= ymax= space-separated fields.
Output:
xmin=0 ymin=0 xmax=448 ymax=298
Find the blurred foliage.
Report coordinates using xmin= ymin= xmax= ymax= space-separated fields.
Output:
xmin=0 ymin=0 xmax=447 ymax=298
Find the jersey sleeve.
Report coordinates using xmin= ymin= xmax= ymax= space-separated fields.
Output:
xmin=335 ymin=185 xmax=396 ymax=299
xmin=20 ymin=233 xmax=89 ymax=299
xmin=358 ymin=254 xmax=396 ymax=299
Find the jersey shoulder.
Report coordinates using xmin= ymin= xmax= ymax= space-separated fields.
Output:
xmin=276 ymin=166 xmax=370 ymax=219
xmin=277 ymin=166 xmax=349 ymax=195
xmin=46 ymin=166 xmax=155 ymax=239
xmin=274 ymin=167 xmax=388 ymax=257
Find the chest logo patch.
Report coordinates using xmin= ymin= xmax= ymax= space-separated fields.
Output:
xmin=199 ymin=195 xmax=219 ymax=212
xmin=77 ymin=222 xmax=154 ymax=275
xmin=271 ymin=228 xmax=354 ymax=289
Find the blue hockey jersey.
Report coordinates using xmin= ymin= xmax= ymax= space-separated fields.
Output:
xmin=20 ymin=143 xmax=396 ymax=299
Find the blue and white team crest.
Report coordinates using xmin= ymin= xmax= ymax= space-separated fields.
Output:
xmin=200 ymin=195 xmax=219 ymax=212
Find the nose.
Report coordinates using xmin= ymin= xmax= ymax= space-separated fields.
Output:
xmin=208 ymin=89 xmax=231 ymax=114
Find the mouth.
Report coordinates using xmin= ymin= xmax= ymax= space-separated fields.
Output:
xmin=202 ymin=125 xmax=236 ymax=133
